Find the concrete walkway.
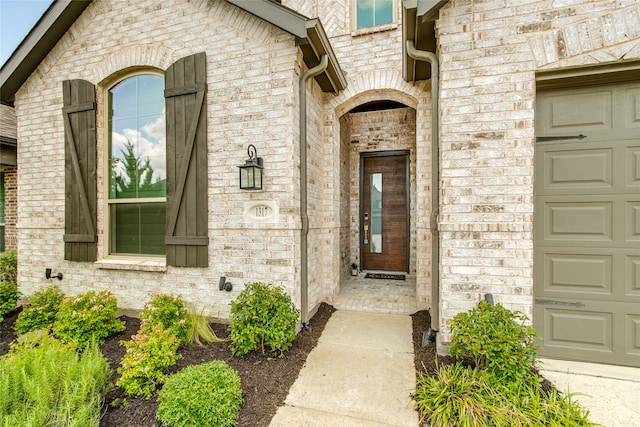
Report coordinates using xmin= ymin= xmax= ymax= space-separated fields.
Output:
xmin=539 ymin=358 xmax=640 ymax=427
xmin=270 ymin=310 xmax=418 ymax=426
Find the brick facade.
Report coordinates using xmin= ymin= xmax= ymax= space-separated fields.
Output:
xmin=11 ymin=0 xmax=640 ymax=342
xmin=0 ymin=166 xmax=17 ymax=251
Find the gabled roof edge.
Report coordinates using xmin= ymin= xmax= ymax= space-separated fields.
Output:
xmin=0 ymin=0 xmax=92 ymax=106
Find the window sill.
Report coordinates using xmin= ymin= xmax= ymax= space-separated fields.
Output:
xmin=351 ymin=23 xmax=398 ymax=37
xmin=95 ymin=258 xmax=166 ymax=272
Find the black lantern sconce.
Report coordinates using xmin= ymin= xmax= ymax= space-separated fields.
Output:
xmin=238 ymin=144 xmax=263 ymax=190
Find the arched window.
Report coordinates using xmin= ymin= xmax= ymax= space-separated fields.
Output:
xmin=107 ymin=73 xmax=166 ymax=256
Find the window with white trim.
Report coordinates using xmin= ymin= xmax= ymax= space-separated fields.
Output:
xmin=107 ymin=73 xmax=166 ymax=256
xmin=354 ymin=0 xmax=394 ymax=30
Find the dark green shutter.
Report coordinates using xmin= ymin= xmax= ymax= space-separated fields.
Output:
xmin=165 ymin=52 xmax=208 ymax=267
xmin=63 ymin=79 xmax=97 ymax=262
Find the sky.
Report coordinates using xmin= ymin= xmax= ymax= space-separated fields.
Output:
xmin=0 ymin=0 xmax=53 ymax=67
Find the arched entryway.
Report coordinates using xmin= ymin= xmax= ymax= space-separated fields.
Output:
xmin=333 ymin=98 xmax=419 ymax=314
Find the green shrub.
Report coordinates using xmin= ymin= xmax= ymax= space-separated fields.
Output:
xmin=0 ymin=282 xmax=19 ymax=322
xmin=53 ymin=290 xmax=125 ymax=349
xmin=449 ymin=300 xmax=539 ymax=382
xmin=14 ymin=285 xmax=65 ymax=334
xmin=413 ymin=363 xmax=595 ymax=427
xmin=157 ymin=361 xmax=243 ymax=427
xmin=0 ymin=249 xmax=17 ymax=284
xmin=0 ymin=332 xmax=111 ymax=427
xmin=140 ymin=294 xmax=190 ymax=342
xmin=229 ymin=282 xmax=300 ymax=357
xmin=116 ymin=324 xmax=181 ymax=399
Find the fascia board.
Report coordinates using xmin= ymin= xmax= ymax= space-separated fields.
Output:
xmin=225 ymin=0 xmax=308 ymax=38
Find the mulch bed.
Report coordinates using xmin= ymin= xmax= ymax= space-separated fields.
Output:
xmin=1 ymin=304 xmax=443 ymax=426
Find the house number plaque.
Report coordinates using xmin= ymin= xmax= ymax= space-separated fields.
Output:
xmin=243 ymin=200 xmax=278 ymax=223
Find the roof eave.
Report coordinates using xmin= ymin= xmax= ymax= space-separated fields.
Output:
xmin=226 ymin=0 xmax=346 ymax=93
xmin=0 ymin=0 xmax=92 ymax=106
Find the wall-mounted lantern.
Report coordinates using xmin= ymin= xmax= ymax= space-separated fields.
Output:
xmin=238 ymin=144 xmax=263 ymax=190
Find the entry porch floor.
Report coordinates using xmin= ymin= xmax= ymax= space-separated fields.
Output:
xmin=333 ymin=272 xmax=419 ymax=315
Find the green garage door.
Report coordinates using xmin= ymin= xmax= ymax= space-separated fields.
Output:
xmin=534 ymin=80 xmax=640 ymax=367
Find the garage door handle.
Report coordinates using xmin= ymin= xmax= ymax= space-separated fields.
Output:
xmin=535 ymin=134 xmax=587 ymax=142
xmin=535 ymin=298 xmax=586 ymax=308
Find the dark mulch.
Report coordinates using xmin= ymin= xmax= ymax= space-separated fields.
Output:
xmin=0 ymin=303 xmax=338 ymax=427
xmin=0 ymin=304 xmax=554 ymax=426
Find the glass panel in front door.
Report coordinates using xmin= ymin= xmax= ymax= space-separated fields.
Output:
xmin=370 ymin=173 xmax=382 ymax=253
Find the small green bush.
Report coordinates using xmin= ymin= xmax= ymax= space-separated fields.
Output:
xmin=116 ymin=324 xmax=181 ymax=399
xmin=14 ymin=285 xmax=65 ymax=334
xmin=157 ymin=360 xmax=243 ymax=427
xmin=53 ymin=290 xmax=125 ymax=349
xmin=449 ymin=300 xmax=539 ymax=382
xmin=0 ymin=249 xmax=17 ymax=284
xmin=413 ymin=363 xmax=595 ymax=427
xmin=0 ymin=332 xmax=111 ymax=427
xmin=0 ymin=282 xmax=19 ymax=322
xmin=140 ymin=294 xmax=190 ymax=342
xmin=229 ymin=282 xmax=300 ymax=357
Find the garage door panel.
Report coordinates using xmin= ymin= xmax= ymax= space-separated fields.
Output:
xmin=625 ymin=145 xmax=640 ymax=189
xmin=544 ymin=90 xmax=613 ymax=132
xmin=543 ymin=201 xmax=612 ymax=242
xmin=542 ymin=308 xmax=613 ymax=352
xmin=543 ymin=148 xmax=612 ymax=191
xmin=542 ymin=252 xmax=612 ymax=295
xmin=628 ymin=201 xmax=640 ymax=242
xmin=625 ymin=87 xmax=640 ymax=129
xmin=535 ymin=301 xmax=640 ymax=365
xmin=628 ymin=315 xmax=640 ymax=357
xmin=628 ymin=256 xmax=640 ymax=297
xmin=535 ymin=248 xmax=638 ymax=301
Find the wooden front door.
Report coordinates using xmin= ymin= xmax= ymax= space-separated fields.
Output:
xmin=361 ymin=152 xmax=409 ymax=272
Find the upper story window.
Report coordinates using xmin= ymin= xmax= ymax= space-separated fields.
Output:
xmin=355 ymin=0 xmax=393 ymax=30
xmin=107 ymin=73 xmax=166 ymax=256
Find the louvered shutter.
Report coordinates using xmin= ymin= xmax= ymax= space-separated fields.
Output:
xmin=165 ymin=52 xmax=208 ymax=267
xmin=63 ymin=79 xmax=97 ymax=262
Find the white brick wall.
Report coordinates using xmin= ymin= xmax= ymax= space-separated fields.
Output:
xmin=15 ymin=0 xmax=308 ymax=316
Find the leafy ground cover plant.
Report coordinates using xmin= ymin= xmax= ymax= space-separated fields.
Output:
xmin=14 ymin=285 xmax=65 ymax=334
xmin=413 ymin=362 xmax=596 ymax=427
xmin=53 ymin=290 xmax=125 ymax=349
xmin=0 ymin=332 xmax=111 ymax=427
xmin=0 ymin=249 xmax=17 ymax=284
xmin=0 ymin=282 xmax=19 ymax=322
xmin=229 ymin=282 xmax=300 ymax=357
xmin=449 ymin=300 xmax=539 ymax=382
xmin=157 ymin=360 xmax=243 ymax=427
